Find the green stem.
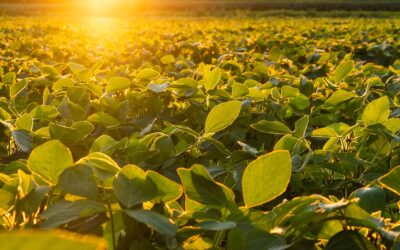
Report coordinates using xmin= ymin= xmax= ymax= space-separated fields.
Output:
xmin=212 ymin=230 xmax=225 ymax=249
xmin=105 ymin=198 xmax=117 ymax=250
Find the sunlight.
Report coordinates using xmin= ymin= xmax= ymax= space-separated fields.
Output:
xmin=87 ymin=0 xmax=117 ymax=16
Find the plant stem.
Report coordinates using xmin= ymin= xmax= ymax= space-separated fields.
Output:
xmin=105 ymin=198 xmax=117 ymax=250
xmin=213 ymin=230 xmax=225 ymax=249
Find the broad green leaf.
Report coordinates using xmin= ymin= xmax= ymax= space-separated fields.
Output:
xmin=353 ymin=186 xmax=386 ymax=213
xmin=334 ymin=60 xmax=354 ymax=83
xmin=10 ymin=79 xmax=27 ymax=99
xmin=106 ymin=76 xmax=131 ymax=93
xmin=177 ymin=164 xmax=234 ymax=207
xmin=59 ymin=165 xmax=99 ymax=199
xmin=268 ymin=46 xmax=281 ymax=62
xmin=205 ymin=101 xmax=242 ymax=134
xmin=147 ymin=170 xmax=183 ymax=203
xmin=15 ymin=113 xmax=33 ymax=131
xmin=125 ymin=209 xmax=178 ymax=237
xmin=250 ymin=120 xmax=291 ymax=135
xmin=232 ymin=82 xmax=249 ymax=98
xmin=49 ymin=121 xmax=93 ymax=145
xmin=87 ymin=112 xmax=120 ymax=127
xmin=289 ymin=94 xmax=310 ymax=110
xmin=41 ymin=200 xmax=105 ymax=229
xmin=27 ymin=140 xmax=73 ymax=185
xmin=362 ymin=96 xmax=390 ymax=126
xmin=379 ymin=165 xmax=400 ymax=196
xmin=30 ymin=105 xmax=59 ymax=121
xmin=242 ymin=150 xmax=291 ymax=208
xmin=77 ymin=152 xmax=120 ymax=181
xmin=52 ymin=78 xmax=74 ymax=91
xmin=148 ymin=82 xmax=169 ymax=93
xmin=204 ymin=67 xmax=221 ymax=91
xmin=292 ymin=115 xmax=309 ymax=138
xmin=4 ymin=71 xmax=16 ymax=84
xmin=311 ymin=127 xmax=338 ymax=138
xmin=325 ymin=231 xmax=375 ymax=250
xmin=58 ymin=96 xmax=86 ymax=122
xmin=17 ymin=169 xmax=33 ymax=198
xmin=136 ymin=68 xmax=159 ymax=80
xmin=0 ymin=230 xmax=105 ymax=250
xmin=90 ymin=135 xmax=117 ymax=155
xmin=160 ymin=55 xmax=175 ymax=64
xmin=281 ymin=86 xmax=299 ymax=98
xmin=11 ymin=129 xmax=33 ymax=152
xmin=324 ymin=89 xmax=357 ymax=108
xmin=113 ymin=165 xmax=156 ymax=208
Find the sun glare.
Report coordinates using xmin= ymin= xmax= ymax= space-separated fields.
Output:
xmin=87 ymin=0 xmax=117 ymax=15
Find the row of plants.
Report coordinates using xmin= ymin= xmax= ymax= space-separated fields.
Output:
xmin=0 ymin=16 xmax=399 ymax=249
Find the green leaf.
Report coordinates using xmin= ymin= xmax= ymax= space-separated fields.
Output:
xmin=57 ymin=96 xmax=86 ymax=122
xmin=324 ymin=89 xmax=357 ymax=108
xmin=125 ymin=209 xmax=178 ymax=237
xmin=334 ymin=60 xmax=354 ymax=83
xmin=250 ymin=120 xmax=291 ymax=135
xmin=292 ymin=115 xmax=309 ymax=138
xmin=177 ymin=164 xmax=234 ymax=207
xmin=160 ymin=55 xmax=175 ymax=64
xmin=49 ymin=121 xmax=94 ymax=145
xmin=113 ymin=165 xmax=156 ymax=208
xmin=148 ymin=82 xmax=169 ymax=93
xmin=232 ymin=82 xmax=249 ymax=98
xmin=289 ymin=93 xmax=310 ymax=110
xmin=281 ymin=86 xmax=299 ymax=98
xmin=52 ymin=78 xmax=75 ymax=91
xmin=11 ymin=129 xmax=33 ymax=152
xmin=268 ymin=46 xmax=281 ymax=62
xmin=106 ymin=76 xmax=131 ymax=93
xmin=10 ymin=79 xmax=27 ymax=99
xmin=195 ymin=220 xmax=236 ymax=231
xmin=30 ymin=105 xmax=59 ymax=121
xmin=4 ymin=72 xmax=16 ymax=84
xmin=15 ymin=114 xmax=33 ymax=131
xmin=353 ymin=187 xmax=386 ymax=213
xmin=87 ymin=112 xmax=120 ymax=127
xmin=0 ymin=230 xmax=105 ymax=250
xmin=136 ymin=68 xmax=159 ymax=80
xmin=242 ymin=150 xmax=291 ymax=208
xmin=147 ymin=170 xmax=183 ymax=203
xmin=325 ymin=231 xmax=375 ymax=250
xmin=27 ymin=140 xmax=73 ymax=185
xmin=41 ymin=200 xmax=106 ymax=229
xmin=205 ymin=101 xmax=242 ymax=135
xmin=311 ymin=127 xmax=338 ymax=138
xmin=379 ymin=165 xmax=400 ymax=196
xmin=204 ymin=67 xmax=221 ymax=91
xmin=90 ymin=135 xmax=117 ymax=155
xmin=362 ymin=96 xmax=390 ymax=126
xmin=77 ymin=152 xmax=120 ymax=181
xmin=59 ymin=165 xmax=99 ymax=199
